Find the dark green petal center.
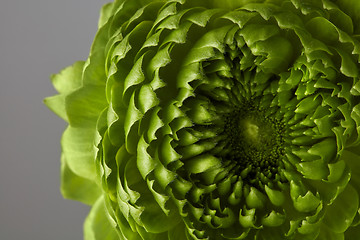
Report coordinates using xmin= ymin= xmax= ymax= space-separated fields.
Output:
xmin=221 ymin=101 xmax=285 ymax=182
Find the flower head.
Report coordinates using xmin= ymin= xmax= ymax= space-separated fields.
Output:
xmin=45 ymin=0 xmax=360 ymax=239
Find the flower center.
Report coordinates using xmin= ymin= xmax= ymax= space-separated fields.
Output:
xmin=242 ymin=119 xmax=260 ymax=144
xmin=222 ymin=102 xmax=285 ymax=182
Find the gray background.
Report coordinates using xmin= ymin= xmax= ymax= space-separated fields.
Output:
xmin=0 ymin=0 xmax=110 ymax=239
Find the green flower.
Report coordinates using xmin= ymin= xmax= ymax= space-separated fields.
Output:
xmin=45 ymin=0 xmax=360 ymax=239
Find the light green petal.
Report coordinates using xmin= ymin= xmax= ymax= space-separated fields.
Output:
xmin=305 ymin=17 xmax=339 ymax=44
xmin=84 ymin=196 xmax=120 ymax=240
xmin=135 ymin=225 xmax=169 ymax=240
xmin=61 ymin=126 xmax=98 ymax=181
xmin=60 ymin=155 xmax=101 ymax=205
xmin=245 ymin=187 xmax=266 ymax=209
xmin=98 ymin=2 xmax=114 ymax=28
xmin=43 ymin=94 xmax=67 ymax=121
xmin=261 ymin=211 xmax=285 ymax=227
xmin=327 ymin=160 xmax=347 ymax=183
xmin=293 ymin=191 xmax=321 ymax=213
xmin=296 ymin=159 xmax=329 ymax=180
xmin=44 ymin=61 xmax=85 ymax=121
xmin=185 ymin=154 xmax=221 ymax=174
xmin=336 ymin=48 xmax=359 ymax=78
xmin=60 ymin=83 xmax=107 ymax=181
xmin=264 ymin=185 xmax=285 ymax=206
xmin=50 ymin=61 xmax=84 ymax=94
xmin=115 ymin=210 xmax=143 ymax=240
xmin=65 ymin=85 xmax=107 ymax=128
xmin=239 ymin=208 xmax=261 ymax=229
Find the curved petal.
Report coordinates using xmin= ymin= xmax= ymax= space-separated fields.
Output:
xmin=84 ymin=196 xmax=121 ymax=240
xmin=60 ymin=155 xmax=101 ymax=205
xmin=323 ymin=184 xmax=359 ymax=233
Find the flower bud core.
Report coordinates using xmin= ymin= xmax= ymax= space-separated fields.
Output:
xmin=222 ymin=102 xmax=285 ymax=183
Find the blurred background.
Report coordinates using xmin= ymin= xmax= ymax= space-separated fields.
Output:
xmin=0 ymin=0 xmax=110 ymax=239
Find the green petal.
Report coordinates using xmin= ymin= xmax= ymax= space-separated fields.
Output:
xmin=136 ymin=181 xmax=182 ymax=233
xmin=293 ymin=191 xmax=321 ymax=213
xmin=323 ymin=183 xmax=359 ymax=233
xmin=65 ymin=85 xmax=107 ymax=128
xmin=336 ymin=48 xmax=359 ymax=78
xmin=336 ymin=0 xmax=360 ymax=34
xmin=317 ymin=224 xmax=344 ymax=240
xmin=261 ymin=211 xmax=285 ymax=227
xmin=50 ymin=61 xmax=84 ymax=94
xmin=264 ymin=185 xmax=285 ymax=207
xmin=306 ymin=17 xmax=339 ymax=44
xmin=60 ymin=155 xmax=101 ymax=205
xmin=296 ymin=159 xmax=329 ymax=180
xmin=185 ymin=154 xmax=221 ymax=174
xmin=168 ymin=222 xmax=188 ymax=240
xmin=44 ymin=61 xmax=85 ymax=121
xmin=43 ymin=94 xmax=67 ymax=121
xmin=61 ymin=126 xmax=98 ymax=181
xmin=98 ymin=2 xmax=114 ymax=28
xmin=239 ymin=206 xmax=262 ymax=229
xmin=84 ymin=196 xmax=120 ymax=240
xmin=245 ymin=187 xmax=266 ymax=209
xmin=328 ymin=160 xmax=347 ymax=182
xmin=136 ymin=135 xmax=156 ymax=179
xmin=343 ymin=149 xmax=360 ymax=201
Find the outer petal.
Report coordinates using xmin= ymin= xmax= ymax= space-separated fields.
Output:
xmin=60 ymin=154 xmax=101 ymax=205
xmin=98 ymin=3 xmax=114 ymax=28
xmin=61 ymin=126 xmax=99 ymax=181
xmin=44 ymin=61 xmax=84 ymax=121
xmin=323 ymin=184 xmax=359 ymax=234
xmin=84 ymin=196 xmax=120 ymax=240
xmin=336 ymin=0 xmax=360 ymax=34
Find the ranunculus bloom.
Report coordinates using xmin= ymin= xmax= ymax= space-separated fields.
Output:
xmin=45 ymin=0 xmax=360 ymax=239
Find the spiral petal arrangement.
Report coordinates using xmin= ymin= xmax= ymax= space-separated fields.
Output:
xmin=45 ymin=0 xmax=360 ymax=239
